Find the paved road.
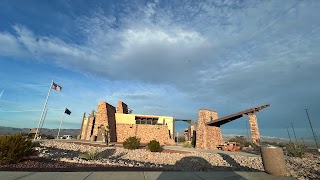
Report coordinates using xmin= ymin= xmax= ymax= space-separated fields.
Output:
xmin=1 ymin=171 xmax=295 ymax=180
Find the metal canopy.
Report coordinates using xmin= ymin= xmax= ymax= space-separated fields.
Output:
xmin=175 ymin=119 xmax=193 ymax=124
xmin=206 ymin=104 xmax=270 ymax=127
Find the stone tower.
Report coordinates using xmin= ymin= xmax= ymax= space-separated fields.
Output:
xmin=117 ymin=101 xmax=128 ymax=114
xmin=93 ymin=102 xmax=117 ymax=142
xmin=196 ymin=109 xmax=223 ymax=150
xmin=248 ymin=113 xmax=260 ymax=145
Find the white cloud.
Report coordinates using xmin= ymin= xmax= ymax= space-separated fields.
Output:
xmin=1 ymin=0 xmax=320 ymax=131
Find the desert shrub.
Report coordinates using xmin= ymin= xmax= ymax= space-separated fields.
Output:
xmin=243 ymin=141 xmax=253 ymax=147
xmin=148 ymin=140 xmax=163 ymax=152
xmin=182 ymin=141 xmax=193 ymax=148
xmin=286 ymin=142 xmax=306 ymax=158
xmin=229 ymin=136 xmax=248 ymax=145
xmin=177 ymin=136 xmax=185 ymax=143
xmin=79 ymin=150 xmax=99 ymax=160
xmin=0 ymin=134 xmax=34 ymax=164
xmin=123 ymin=136 xmax=140 ymax=150
xmin=45 ymin=135 xmax=55 ymax=139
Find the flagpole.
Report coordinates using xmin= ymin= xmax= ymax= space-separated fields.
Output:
xmin=57 ymin=109 xmax=65 ymax=139
xmin=34 ymin=80 xmax=53 ymax=140
xmin=39 ymin=108 xmax=49 ymax=136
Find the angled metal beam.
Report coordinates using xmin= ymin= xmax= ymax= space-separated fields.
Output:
xmin=206 ymin=104 xmax=270 ymax=126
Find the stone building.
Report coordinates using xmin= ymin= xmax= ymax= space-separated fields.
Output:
xmin=79 ymin=100 xmax=269 ymax=150
xmin=79 ymin=101 xmax=176 ymax=145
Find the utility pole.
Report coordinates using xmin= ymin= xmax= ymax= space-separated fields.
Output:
xmin=286 ymin=128 xmax=292 ymax=142
xmin=291 ymin=122 xmax=298 ymax=144
xmin=304 ymin=109 xmax=319 ymax=150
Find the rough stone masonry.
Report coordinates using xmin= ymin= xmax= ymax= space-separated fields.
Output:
xmin=196 ymin=109 xmax=223 ymax=150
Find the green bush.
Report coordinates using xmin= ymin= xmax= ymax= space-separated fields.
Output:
xmin=286 ymin=142 xmax=306 ymax=158
xmin=123 ymin=136 xmax=140 ymax=150
xmin=79 ymin=150 xmax=99 ymax=160
xmin=148 ymin=140 xmax=163 ymax=152
xmin=0 ymin=134 xmax=34 ymax=164
xmin=182 ymin=141 xmax=193 ymax=148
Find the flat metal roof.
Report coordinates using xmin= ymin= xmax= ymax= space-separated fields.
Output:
xmin=206 ymin=104 xmax=270 ymax=126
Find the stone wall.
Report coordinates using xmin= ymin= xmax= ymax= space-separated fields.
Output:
xmin=187 ymin=123 xmax=196 ymax=141
xmin=116 ymin=124 xmax=175 ymax=145
xmin=248 ymin=113 xmax=260 ymax=145
xmin=117 ymin=101 xmax=128 ymax=114
xmin=80 ymin=118 xmax=87 ymax=140
xmin=106 ymin=103 xmax=117 ymax=142
xmin=196 ymin=109 xmax=223 ymax=150
xmin=85 ymin=115 xmax=95 ymax=140
xmin=93 ymin=102 xmax=117 ymax=142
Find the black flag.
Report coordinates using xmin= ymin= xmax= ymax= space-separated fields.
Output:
xmin=64 ymin=108 xmax=71 ymax=115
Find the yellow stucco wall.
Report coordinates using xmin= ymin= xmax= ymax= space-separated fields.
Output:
xmin=115 ymin=113 xmax=175 ymax=139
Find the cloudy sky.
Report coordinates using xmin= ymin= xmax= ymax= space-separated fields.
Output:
xmin=0 ymin=0 xmax=319 ymax=140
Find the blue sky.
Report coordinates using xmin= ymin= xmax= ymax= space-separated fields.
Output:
xmin=0 ymin=0 xmax=319 ymax=140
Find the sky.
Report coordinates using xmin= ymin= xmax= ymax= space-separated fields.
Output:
xmin=0 ymin=0 xmax=319 ymax=140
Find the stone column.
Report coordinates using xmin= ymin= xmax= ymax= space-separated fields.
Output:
xmin=85 ymin=116 xmax=95 ymax=140
xmin=80 ymin=118 xmax=88 ymax=140
xmin=94 ymin=102 xmax=117 ymax=142
xmin=196 ymin=109 xmax=223 ymax=150
xmin=248 ymin=113 xmax=260 ymax=145
xmin=93 ymin=102 xmax=108 ymax=137
xmin=79 ymin=112 xmax=86 ymax=139
xmin=117 ymin=101 xmax=128 ymax=114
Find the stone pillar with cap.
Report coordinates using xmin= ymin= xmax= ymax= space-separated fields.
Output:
xmin=248 ymin=113 xmax=261 ymax=145
xmin=260 ymin=145 xmax=287 ymax=176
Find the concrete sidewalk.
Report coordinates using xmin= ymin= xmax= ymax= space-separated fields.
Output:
xmin=1 ymin=171 xmax=295 ymax=180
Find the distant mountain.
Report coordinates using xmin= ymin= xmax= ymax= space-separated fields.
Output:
xmin=0 ymin=126 xmax=80 ymax=136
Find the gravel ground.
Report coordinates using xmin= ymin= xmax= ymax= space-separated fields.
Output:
xmin=1 ymin=140 xmax=319 ymax=179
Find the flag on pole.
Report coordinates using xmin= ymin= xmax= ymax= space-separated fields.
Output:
xmin=51 ymin=82 xmax=62 ymax=91
xmin=64 ymin=108 xmax=71 ymax=115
